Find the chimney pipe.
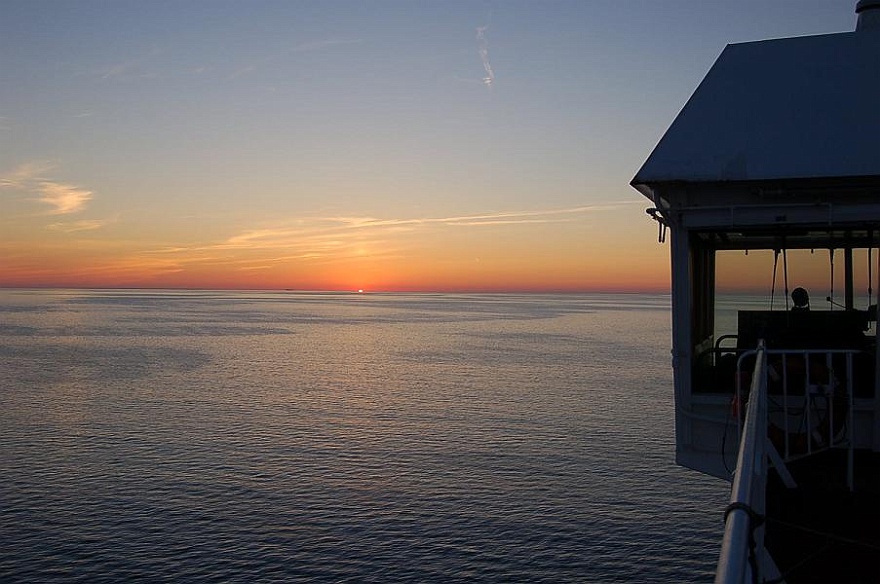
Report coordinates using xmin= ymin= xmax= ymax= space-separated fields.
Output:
xmin=856 ymin=0 xmax=880 ymax=31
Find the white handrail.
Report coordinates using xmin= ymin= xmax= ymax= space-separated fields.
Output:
xmin=716 ymin=341 xmax=768 ymax=584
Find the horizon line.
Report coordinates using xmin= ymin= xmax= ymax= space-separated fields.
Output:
xmin=0 ymin=284 xmax=797 ymax=296
xmin=0 ymin=284 xmax=674 ymax=295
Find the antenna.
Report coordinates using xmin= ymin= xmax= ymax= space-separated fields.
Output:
xmin=826 ymin=296 xmax=846 ymax=310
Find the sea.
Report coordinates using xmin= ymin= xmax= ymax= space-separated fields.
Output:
xmin=0 ymin=289 xmax=729 ymax=583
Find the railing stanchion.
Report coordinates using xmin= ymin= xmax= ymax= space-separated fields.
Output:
xmin=827 ymin=352 xmax=834 ymax=450
xmin=782 ymin=353 xmax=789 ymax=458
xmin=806 ymin=352 xmax=813 ymax=456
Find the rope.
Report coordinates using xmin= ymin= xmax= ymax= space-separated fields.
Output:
xmin=770 ymin=249 xmax=780 ymax=310
xmin=760 ymin=541 xmax=836 ymax=584
xmin=868 ymin=239 xmax=873 ymax=310
xmin=783 ymin=248 xmax=790 ymax=311
xmin=765 ymin=516 xmax=880 ymax=551
xmin=763 ymin=516 xmax=880 ymax=584
xmin=720 ymin=501 xmax=880 ymax=584
xmin=829 ymin=248 xmax=835 ymax=310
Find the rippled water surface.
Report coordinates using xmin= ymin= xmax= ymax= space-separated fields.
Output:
xmin=1 ymin=290 xmax=727 ymax=582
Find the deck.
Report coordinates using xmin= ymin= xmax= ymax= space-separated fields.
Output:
xmin=764 ymin=449 xmax=880 ymax=583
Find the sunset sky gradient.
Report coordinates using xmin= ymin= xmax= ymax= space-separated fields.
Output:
xmin=0 ymin=1 xmax=857 ymax=292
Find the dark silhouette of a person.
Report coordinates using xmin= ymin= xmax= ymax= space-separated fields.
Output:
xmin=791 ymin=287 xmax=810 ymax=312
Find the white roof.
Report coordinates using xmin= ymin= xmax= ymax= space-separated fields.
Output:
xmin=632 ymin=30 xmax=880 ymax=189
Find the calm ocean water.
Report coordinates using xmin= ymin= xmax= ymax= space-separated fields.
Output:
xmin=0 ymin=290 xmax=728 ymax=583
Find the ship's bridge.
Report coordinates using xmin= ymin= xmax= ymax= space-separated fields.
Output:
xmin=632 ymin=6 xmax=880 ymax=479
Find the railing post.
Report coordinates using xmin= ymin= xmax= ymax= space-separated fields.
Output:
xmin=805 ymin=352 xmax=813 ymax=456
xmin=782 ymin=353 xmax=789 ymax=458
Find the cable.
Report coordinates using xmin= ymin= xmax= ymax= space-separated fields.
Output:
xmin=721 ymin=394 xmax=737 ymax=476
xmin=770 ymin=249 xmax=780 ymax=310
xmin=868 ymin=241 xmax=873 ymax=310
xmin=765 ymin=517 xmax=880 ymax=552
xmin=829 ymin=248 xmax=835 ymax=310
xmin=783 ymin=248 xmax=790 ymax=311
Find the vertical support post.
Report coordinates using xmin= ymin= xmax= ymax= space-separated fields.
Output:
xmin=875 ymin=247 xmax=880 ymax=451
xmin=669 ymin=221 xmax=693 ymax=453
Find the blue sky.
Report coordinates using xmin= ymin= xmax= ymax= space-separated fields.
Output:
xmin=0 ymin=1 xmax=860 ymax=290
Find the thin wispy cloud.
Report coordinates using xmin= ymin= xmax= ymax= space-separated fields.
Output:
xmin=1 ymin=162 xmax=96 ymax=216
xmin=128 ymin=204 xmax=631 ymax=276
xmin=476 ymin=25 xmax=494 ymax=87
xmin=325 ymin=205 xmax=629 ymax=230
xmin=292 ymin=38 xmax=363 ymax=53
xmin=47 ymin=218 xmax=112 ymax=233
xmin=99 ymin=61 xmax=133 ymax=79
xmin=0 ymin=161 xmax=55 ymax=189
xmin=227 ymin=64 xmax=257 ymax=80
xmin=222 ymin=38 xmax=365 ymax=81
xmin=216 ymin=204 xmax=628 ymax=253
xmin=37 ymin=182 xmax=93 ymax=214
xmin=97 ymin=61 xmax=158 ymax=81
xmin=74 ymin=256 xmax=186 ymax=280
xmin=95 ymin=47 xmax=165 ymax=80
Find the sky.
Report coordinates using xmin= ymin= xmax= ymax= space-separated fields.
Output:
xmin=0 ymin=1 xmax=861 ymax=292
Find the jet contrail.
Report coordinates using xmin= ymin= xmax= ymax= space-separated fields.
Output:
xmin=476 ymin=25 xmax=494 ymax=87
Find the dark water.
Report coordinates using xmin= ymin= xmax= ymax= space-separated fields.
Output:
xmin=0 ymin=290 xmax=727 ymax=582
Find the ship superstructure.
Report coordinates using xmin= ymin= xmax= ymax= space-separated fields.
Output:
xmin=632 ymin=2 xmax=880 ymax=581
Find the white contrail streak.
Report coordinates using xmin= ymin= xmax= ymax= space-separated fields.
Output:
xmin=476 ymin=25 xmax=494 ymax=87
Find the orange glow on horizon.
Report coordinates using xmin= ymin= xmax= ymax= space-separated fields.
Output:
xmin=0 ymin=204 xmax=673 ymax=293
xmin=0 ymin=255 xmax=672 ymax=294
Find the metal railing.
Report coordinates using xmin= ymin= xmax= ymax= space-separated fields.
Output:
xmin=716 ymin=341 xmax=770 ymax=584
xmin=737 ymin=348 xmax=856 ymax=488
xmin=716 ymin=343 xmax=859 ymax=583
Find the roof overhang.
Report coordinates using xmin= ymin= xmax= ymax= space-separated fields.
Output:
xmin=632 ymin=30 xmax=880 ymax=205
